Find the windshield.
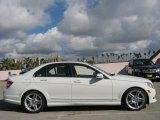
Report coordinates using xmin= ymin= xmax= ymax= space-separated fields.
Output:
xmin=133 ymin=60 xmax=155 ymax=66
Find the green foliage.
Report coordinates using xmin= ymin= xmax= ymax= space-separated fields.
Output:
xmin=40 ymin=58 xmax=46 ymax=65
xmin=86 ymin=60 xmax=95 ymax=65
xmin=0 ymin=58 xmax=23 ymax=70
xmin=0 ymin=57 xmax=47 ymax=70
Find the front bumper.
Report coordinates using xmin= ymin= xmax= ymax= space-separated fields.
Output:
xmin=135 ymin=72 xmax=160 ymax=80
xmin=147 ymin=88 xmax=157 ymax=104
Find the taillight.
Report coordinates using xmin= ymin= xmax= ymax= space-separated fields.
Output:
xmin=7 ymin=80 xmax=13 ymax=89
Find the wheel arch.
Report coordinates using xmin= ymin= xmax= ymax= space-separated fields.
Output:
xmin=21 ymin=89 xmax=47 ymax=106
xmin=121 ymin=87 xmax=149 ymax=105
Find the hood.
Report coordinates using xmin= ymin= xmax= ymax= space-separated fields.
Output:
xmin=134 ymin=65 xmax=158 ymax=69
xmin=112 ymin=74 xmax=150 ymax=83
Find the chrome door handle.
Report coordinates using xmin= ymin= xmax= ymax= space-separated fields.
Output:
xmin=40 ymin=79 xmax=47 ymax=81
xmin=73 ymin=80 xmax=81 ymax=83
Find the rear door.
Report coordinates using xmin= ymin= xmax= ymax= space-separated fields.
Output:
xmin=33 ymin=63 xmax=71 ymax=103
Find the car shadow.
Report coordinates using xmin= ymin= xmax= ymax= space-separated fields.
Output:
xmin=0 ymin=100 xmax=23 ymax=112
xmin=0 ymin=99 xmax=125 ymax=113
xmin=44 ymin=105 xmax=125 ymax=113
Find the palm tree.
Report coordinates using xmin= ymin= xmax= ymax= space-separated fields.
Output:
xmin=112 ymin=53 xmax=115 ymax=62
xmin=96 ymin=55 xmax=99 ymax=63
xmin=139 ymin=52 xmax=142 ymax=58
xmin=92 ymin=56 xmax=95 ymax=62
xmin=1 ymin=58 xmax=13 ymax=70
xmin=106 ymin=53 xmax=109 ymax=62
xmin=115 ymin=54 xmax=118 ymax=62
xmin=125 ymin=53 xmax=128 ymax=61
xmin=77 ymin=58 xmax=80 ymax=62
xmin=118 ymin=56 xmax=120 ymax=61
xmin=129 ymin=53 xmax=132 ymax=60
xmin=40 ymin=58 xmax=46 ymax=65
xmin=14 ymin=61 xmax=22 ymax=70
xmin=82 ymin=57 xmax=85 ymax=62
xmin=133 ymin=53 xmax=138 ymax=59
xmin=110 ymin=53 xmax=113 ymax=62
xmin=148 ymin=50 xmax=151 ymax=57
xmin=120 ymin=54 xmax=123 ymax=61
xmin=24 ymin=57 xmax=34 ymax=68
xmin=133 ymin=52 xmax=141 ymax=59
xmin=121 ymin=53 xmax=125 ymax=61
xmin=144 ymin=52 xmax=147 ymax=59
xmin=101 ymin=53 xmax=105 ymax=63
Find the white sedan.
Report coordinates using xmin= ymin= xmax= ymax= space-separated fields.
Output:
xmin=3 ymin=62 xmax=157 ymax=113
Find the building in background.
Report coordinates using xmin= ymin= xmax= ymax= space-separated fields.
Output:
xmin=13 ymin=54 xmax=61 ymax=64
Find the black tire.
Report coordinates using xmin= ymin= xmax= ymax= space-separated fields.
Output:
xmin=22 ymin=91 xmax=46 ymax=113
xmin=123 ymin=88 xmax=147 ymax=111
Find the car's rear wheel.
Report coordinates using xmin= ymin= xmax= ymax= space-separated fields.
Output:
xmin=123 ymin=88 xmax=147 ymax=111
xmin=22 ymin=91 xmax=46 ymax=113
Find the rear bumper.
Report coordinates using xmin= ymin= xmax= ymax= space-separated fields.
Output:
xmin=3 ymin=90 xmax=21 ymax=105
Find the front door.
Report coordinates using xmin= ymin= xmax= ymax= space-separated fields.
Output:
xmin=70 ymin=64 xmax=112 ymax=102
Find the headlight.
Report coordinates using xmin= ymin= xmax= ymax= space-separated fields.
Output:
xmin=146 ymin=82 xmax=153 ymax=88
xmin=134 ymin=69 xmax=141 ymax=72
xmin=156 ymin=68 xmax=160 ymax=73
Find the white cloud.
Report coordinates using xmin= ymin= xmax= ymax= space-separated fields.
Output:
xmin=58 ymin=0 xmax=160 ymax=55
xmin=59 ymin=1 xmax=91 ymax=36
xmin=68 ymin=36 xmax=96 ymax=51
xmin=0 ymin=39 xmax=17 ymax=53
xmin=15 ymin=27 xmax=98 ymax=57
xmin=129 ymin=40 xmax=151 ymax=51
xmin=0 ymin=0 xmax=53 ymax=38
xmin=16 ymin=28 xmax=66 ymax=54
xmin=0 ymin=0 xmax=160 ymax=58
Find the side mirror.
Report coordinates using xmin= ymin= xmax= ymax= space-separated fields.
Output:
xmin=96 ymin=73 xmax=104 ymax=79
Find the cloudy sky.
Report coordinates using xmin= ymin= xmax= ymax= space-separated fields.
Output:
xmin=0 ymin=0 xmax=159 ymax=59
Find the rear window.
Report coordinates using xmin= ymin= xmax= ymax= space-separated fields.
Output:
xmin=33 ymin=64 xmax=68 ymax=77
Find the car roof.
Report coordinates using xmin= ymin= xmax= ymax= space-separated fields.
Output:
xmin=44 ymin=61 xmax=89 ymax=65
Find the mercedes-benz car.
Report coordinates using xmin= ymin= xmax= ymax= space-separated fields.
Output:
xmin=3 ymin=62 xmax=156 ymax=113
xmin=127 ymin=59 xmax=160 ymax=80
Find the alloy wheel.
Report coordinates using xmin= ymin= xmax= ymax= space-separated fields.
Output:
xmin=24 ymin=93 xmax=43 ymax=112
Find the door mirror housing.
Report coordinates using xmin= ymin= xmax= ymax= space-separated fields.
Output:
xmin=96 ymin=73 xmax=104 ymax=79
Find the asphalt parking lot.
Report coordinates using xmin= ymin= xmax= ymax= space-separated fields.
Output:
xmin=0 ymin=81 xmax=160 ymax=120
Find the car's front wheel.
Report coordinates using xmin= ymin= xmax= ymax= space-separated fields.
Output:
xmin=22 ymin=91 xmax=46 ymax=113
xmin=123 ymin=88 xmax=147 ymax=111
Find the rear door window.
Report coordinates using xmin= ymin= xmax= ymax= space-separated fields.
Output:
xmin=34 ymin=64 xmax=68 ymax=77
